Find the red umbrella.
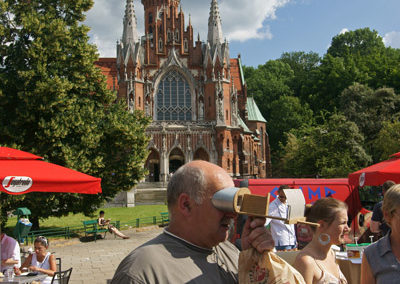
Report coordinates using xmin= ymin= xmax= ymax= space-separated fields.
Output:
xmin=0 ymin=147 xmax=101 ymax=195
xmin=348 ymin=152 xmax=400 ymax=187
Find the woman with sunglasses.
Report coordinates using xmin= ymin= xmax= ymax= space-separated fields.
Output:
xmin=14 ymin=236 xmax=56 ymax=284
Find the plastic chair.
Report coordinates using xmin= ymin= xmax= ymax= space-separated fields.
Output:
xmin=51 ymin=267 xmax=73 ymax=284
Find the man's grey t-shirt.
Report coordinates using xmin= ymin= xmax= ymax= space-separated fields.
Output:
xmin=111 ymin=231 xmax=239 ymax=284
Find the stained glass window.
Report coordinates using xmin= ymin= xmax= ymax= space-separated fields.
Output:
xmin=156 ymin=71 xmax=192 ymax=121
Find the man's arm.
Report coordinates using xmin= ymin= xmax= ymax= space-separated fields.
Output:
xmin=370 ymin=203 xmax=383 ymax=233
xmin=241 ymin=217 xmax=274 ymax=253
xmin=370 ymin=221 xmax=381 ymax=233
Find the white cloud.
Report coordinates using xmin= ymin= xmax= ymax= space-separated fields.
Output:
xmin=339 ymin=28 xmax=349 ymax=35
xmin=383 ymin=31 xmax=400 ymax=48
xmin=84 ymin=0 xmax=291 ymax=57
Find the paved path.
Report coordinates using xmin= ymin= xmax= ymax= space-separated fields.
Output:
xmin=23 ymin=226 xmax=163 ymax=284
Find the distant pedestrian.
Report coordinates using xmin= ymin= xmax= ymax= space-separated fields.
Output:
xmin=265 ymin=185 xmax=297 ymax=250
xmin=98 ymin=211 xmax=129 ymax=239
xmin=370 ymin=180 xmax=396 ymax=236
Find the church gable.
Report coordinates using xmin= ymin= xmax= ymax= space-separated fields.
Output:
xmin=95 ymin=0 xmax=271 ymax=180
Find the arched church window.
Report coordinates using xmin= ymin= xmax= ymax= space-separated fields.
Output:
xmin=156 ymin=71 xmax=192 ymax=121
xmin=227 ymin=139 xmax=230 ymax=149
xmin=184 ymin=38 xmax=188 ymax=52
xmin=174 ymin=28 xmax=179 ymax=42
xmin=148 ymin=13 xmax=153 ymax=24
xmin=149 ymin=26 xmax=153 ymax=34
xmin=167 ymin=29 xmax=172 ymax=42
xmin=139 ymin=97 xmax=141 ymax=107
xmin=158 ymin=37 xmax=163 ymax=51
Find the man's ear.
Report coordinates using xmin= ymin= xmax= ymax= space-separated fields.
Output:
xmin=177 ymin=193 xmax=193 ymax=216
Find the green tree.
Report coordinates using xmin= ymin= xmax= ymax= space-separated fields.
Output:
xmin=278 ymin=51 xmax=320 ymax=101
xmin=0 ymin=0 xmax=150 ymax=228
xmin=340 ymin=83 xmax=400 ymax=160
xmin=280 ymin=114 xmax=371 ymax=178
xmin=327 ymin=28 xmax=385 ymax=58
xmin=308 ymin=28 xmax=400 ymax=112
xmin=267 ymin=96 xmax=314 ymax=176
xmin=244 ymin=60 xmax=294 ymax=123
xmin=373 ymin=120 xmax=400 ymax=161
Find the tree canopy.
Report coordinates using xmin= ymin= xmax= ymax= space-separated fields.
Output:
xmin=244 ymin=28 xmax=400 ymax=177
xmin=0 ymin=0 xmax=150 ymax=228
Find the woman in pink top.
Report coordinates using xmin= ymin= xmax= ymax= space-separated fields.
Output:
xmin=294 ymin=198 xmax=349 ymax=284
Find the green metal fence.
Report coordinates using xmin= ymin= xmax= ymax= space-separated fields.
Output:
xmin=23 ymin=213 xmax=169 ymax=245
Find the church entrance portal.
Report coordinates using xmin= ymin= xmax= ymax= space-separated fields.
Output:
xmin=146 ymin=149 xmax=160 ymax=182
xmin=193 ymin=148 xmax=209 ymax=161
xmin=169 ymin=148 xmax=185 ymax=174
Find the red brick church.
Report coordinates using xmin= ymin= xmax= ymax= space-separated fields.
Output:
xmin=95 ymin=0 xmax=271 ymax=183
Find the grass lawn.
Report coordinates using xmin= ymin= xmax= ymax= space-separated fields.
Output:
xmin=4 ymin=205 xmax=168 ymax=233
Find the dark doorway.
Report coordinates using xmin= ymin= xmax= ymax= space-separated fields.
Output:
xmin=146 ymin=149 xmax=160 ymax=182
xmin=169 ymin=148 xmax=185 ymax=174
xmin=193 ymin=148 xmax=209 ymax=161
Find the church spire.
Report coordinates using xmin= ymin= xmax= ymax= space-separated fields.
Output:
xmin=207 ymin=0 xmax=223 ymax=47
xmin=122 ymin=0 xmax=139 ymax=46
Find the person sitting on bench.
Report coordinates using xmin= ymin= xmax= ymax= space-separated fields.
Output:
xmin=98 ymin=211 xmax=129 ymax=239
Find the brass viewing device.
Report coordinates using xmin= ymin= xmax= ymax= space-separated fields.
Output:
xmin=211 ymin=187 xmax=319 ymax=227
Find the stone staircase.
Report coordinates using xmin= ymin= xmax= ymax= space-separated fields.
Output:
xmin=106 ymin=182 xmax=167 ymax=207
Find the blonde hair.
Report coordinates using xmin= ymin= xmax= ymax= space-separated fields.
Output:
xmin=382 ymin=184 xmax=400 ymax=217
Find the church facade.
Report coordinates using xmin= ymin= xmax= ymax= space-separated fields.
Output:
xmin=95 ymin=0 xmax=272 ymax=183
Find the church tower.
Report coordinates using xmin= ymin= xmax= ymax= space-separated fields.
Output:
xmin=208 ymin=0 xmax=223 ymax=48
xmin=117 ymin=0 xmax=144 ymax=112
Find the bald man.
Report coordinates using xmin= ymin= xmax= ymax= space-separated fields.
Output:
xmin=111 ymin=161 xmax=274 ymax=284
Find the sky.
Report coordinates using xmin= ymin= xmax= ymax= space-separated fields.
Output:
xmin=84 ymin=0 xmax=400 ymax=67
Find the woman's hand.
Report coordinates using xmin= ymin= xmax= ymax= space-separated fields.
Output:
xmin=13 ymin=267 xmax=21 ymax=276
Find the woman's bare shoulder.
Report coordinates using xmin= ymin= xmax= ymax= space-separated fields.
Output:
xmin=295 ymin=250 xmax=315 ymax=265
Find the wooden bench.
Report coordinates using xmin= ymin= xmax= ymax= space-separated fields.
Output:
xmin=160 ymin=212 xmax=169 ymax=226
xmin=82 ymin=220 xmax=120 ymax=242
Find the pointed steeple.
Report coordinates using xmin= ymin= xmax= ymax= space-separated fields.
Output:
xmin=207 ymin=0 xmax=223 ymax=47
xmin=122 ymin=0 xmax=139 ymax=46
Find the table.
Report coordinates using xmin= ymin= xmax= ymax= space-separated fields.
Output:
xmin=0 ymin=274 xmax=47 ymax=284
xmin=337 ymin=258 xmax=361 ymax=284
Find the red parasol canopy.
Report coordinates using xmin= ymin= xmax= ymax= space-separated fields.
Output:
xmin=0 ymin=147 xmax=101 ymax=195
xmin=348 ymin=152 xmax=400 ymax=187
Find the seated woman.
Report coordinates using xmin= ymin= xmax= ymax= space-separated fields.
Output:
xmin=14 ymin=236 xmax=56 ymax=284
xmin=294 ymin=198 xmax=349 ymax=284
xmin=98 ymin=210 xmax=129 ymax=239
xmin=361 ymin=184 xmax=400 ymax=284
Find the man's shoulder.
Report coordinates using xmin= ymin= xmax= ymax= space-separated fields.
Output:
xmin=112 ymin=233 xmax=177 ymax=283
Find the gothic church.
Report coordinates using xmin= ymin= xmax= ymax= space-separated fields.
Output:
xmin=95 ymin=0 xmax=271 ymax=183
